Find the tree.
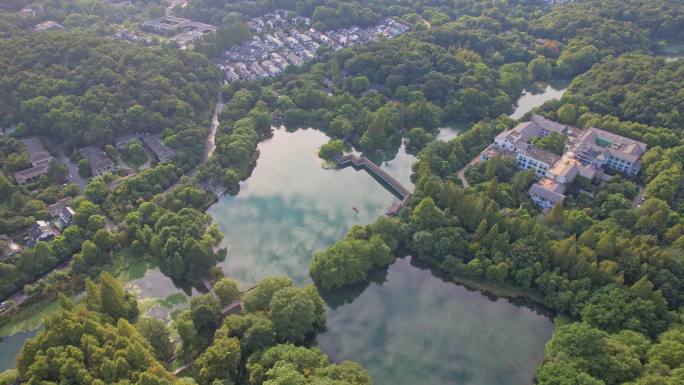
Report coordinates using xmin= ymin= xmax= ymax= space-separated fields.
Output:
xmin=350 ymin=76 xmax=370 ymax=95
xmin=244 ymin=277 xmax=293 ymax=312
xmin=77 ymin=159 xmax=91 ymax=178
xmin=529 ymin=57 xmax=552 ymax=81
xmin=136 ymin=317 xmax=174 ymax=362
xmin=190 ymin=294 xmax=223 ymax=342
xmin=85 ymin=178 xmax=107 ymax=205
xmin=17 ymin=306 xmax=173 ymax=384
xmin=318 ymin=139 xmax=344 ymax=162
xmin=196 ymin=335 xmax=241 ymax=385
xmin=242 ymin=316 xmax=276 ymax=354
xmin=536 ymin=361 xmax=605 ymax=385
xmin=46 ymin=160 xmax=68 ymax=184
xmin=86 ymin=272 xmax=138 ymax=322
xmin=268 ymin=286 xmax=325 ymax=344
xmin=406 ymin=127 xmax=434 ymax=151
xmin=214 ymin=277 xmax=241 ymax=306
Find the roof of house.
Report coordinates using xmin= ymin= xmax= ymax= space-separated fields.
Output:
xmin=572 ymin=127 xmax=647 ymax=163
xmin=548 ymin=156 xmax=579 ymax=180
xmin=79 ymin=146 xmax=115 ymax=172
xmin=531 ymin=114 xmax=569 ymax=135
xmin=21 ymin=137 xmax=52 ymax=165
xmin=13 ymin=164 xmax=49 ymax=183
xmin=142 ymin=135 xmax=175 ymax=161
xmin=530 ymin=179 xmax=566 ymax=203
xmin=520 ymin=144 xmax=561 ymax=166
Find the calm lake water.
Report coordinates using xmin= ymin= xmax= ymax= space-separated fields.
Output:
xmin=319 ymin=257 xmax=554 ymax=385
xmin=208 ymin=128 xmax=405 ymax=285
xmin=208 ymin=127 xmax=553 ymax=385
xmin=511 ymin=83 xmax=568 ymax=120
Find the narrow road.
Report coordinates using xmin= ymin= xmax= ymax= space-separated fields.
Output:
xmin=56 ymin=149 xmax=87 ymax=192
xmin=203 ymin=91 xmax=223 ymax=163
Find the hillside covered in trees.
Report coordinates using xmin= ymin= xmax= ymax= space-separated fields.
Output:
xmin=1 ymin=0 xmax=684 ymax=384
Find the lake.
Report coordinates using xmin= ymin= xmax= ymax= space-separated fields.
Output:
xmin=208 ymin=127 xmax=554 ymax=385
xmin=318 ymin=257 xmax=554 ymax=385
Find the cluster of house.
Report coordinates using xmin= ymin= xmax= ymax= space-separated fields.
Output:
xmin=141 ymin=15 xmax=216 ymax=48
xmin=483 ymin=114 xmax=647 ymax=210
xmin=115 ymin=133 xmax=176 ymax=162
xmin=13 ymin=137 xmax=57 ymax=185
xmin=111 ymin=29 xmax=155 ymax=45
xmin=0 ymin=198 xmax=75 ymax=261
xmin=223 ymin=12 xmax=409 ymax=82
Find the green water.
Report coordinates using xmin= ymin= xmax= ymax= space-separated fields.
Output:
xmin=0 ymin=329 xmax=39 ymax=372
xmin=207 ymin=128 xmax=408 ymax=285
xmin=318 ymin=257 xmax=554 ymax=385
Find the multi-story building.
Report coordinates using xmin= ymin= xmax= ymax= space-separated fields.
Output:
xmin=485 ymin=115 xmax=647 ymax=211
xmin=568 ymin=127 xmax=647 ymax=176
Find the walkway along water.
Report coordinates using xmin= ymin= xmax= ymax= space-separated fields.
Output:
xmin=334 ymin=154 xmax=412 ymax=216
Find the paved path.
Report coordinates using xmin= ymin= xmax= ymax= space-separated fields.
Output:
xmin=456 ymin=154 xmax=483 ymax=188
xmin=203 ymin=90 xmax=223 ymax=164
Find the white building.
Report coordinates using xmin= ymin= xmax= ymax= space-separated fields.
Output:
xmin=486 ymin=115 xmax=647 ymax=211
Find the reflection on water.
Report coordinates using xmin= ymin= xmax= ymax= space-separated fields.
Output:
xmin=318 ymin=257 xmax=554 ymax=385
xmin=436 ymin=122 xmax=468 ymax=142
xmin=126 ymin=266 xmax=200 ymax=299
xmin=511 ymin=83 xmax=568 ymax=120
xmin=655 ymin=44 xmax=684 ymax=62
xmin=0 ymin=329 xmax=40 ymax=372
xmin=208 ymin=128 xmax=400 ymax=285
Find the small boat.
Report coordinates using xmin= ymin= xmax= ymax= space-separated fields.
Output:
xmin=352 ymin=206 xmax=359 ymax=213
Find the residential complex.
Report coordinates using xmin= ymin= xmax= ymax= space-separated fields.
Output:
xmin=223 ymin=11 xmax=409 ymax=82
xmin=142 ymin=16 xmax=216 ymax=48
xmin=484 ymin=114 xmax=647 ymax=210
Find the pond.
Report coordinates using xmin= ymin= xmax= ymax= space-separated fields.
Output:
xmin=0 ymin=329 xmax=40 ymax=373
xmin=207 ymin=128 xmax=408 ymax=285
xmin=511 ymin=83 xmax=568 ymax=120
xmin=318 ymin=257 xmax=554 ymax=385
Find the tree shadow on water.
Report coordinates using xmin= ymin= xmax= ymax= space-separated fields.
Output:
xmin=317 ymin=267 xmax=390 ymax=310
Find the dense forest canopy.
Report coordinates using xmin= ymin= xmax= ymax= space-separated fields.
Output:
xmin=1 ymin=0 xmax=684 ymax=384
xmin=0 ymin=33 xmax=221 ymax=154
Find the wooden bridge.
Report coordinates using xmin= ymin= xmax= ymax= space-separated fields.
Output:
xmin=334 ymin=154 xmax=412 ymax=216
